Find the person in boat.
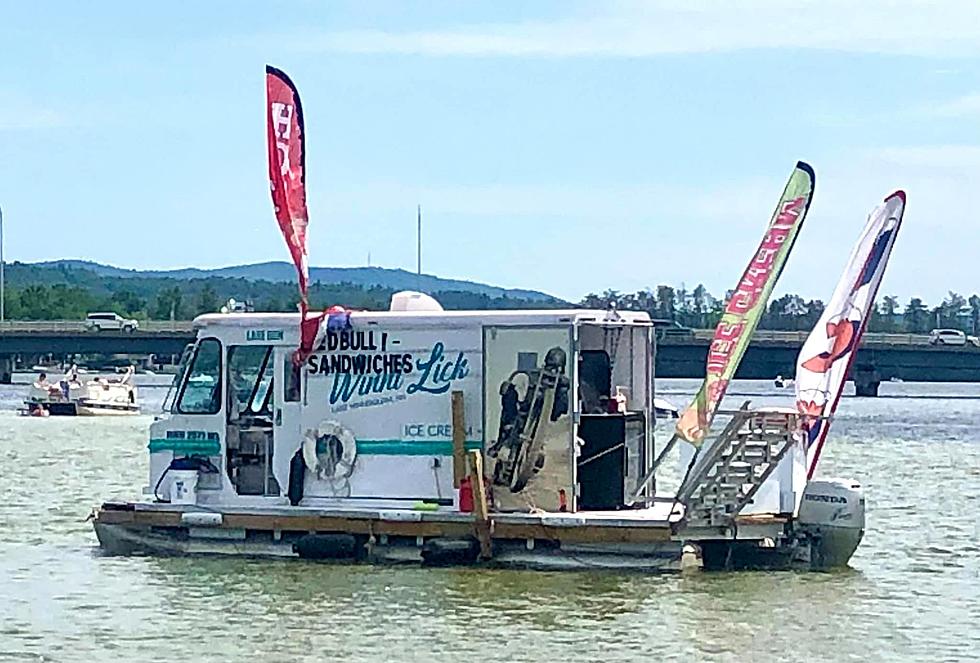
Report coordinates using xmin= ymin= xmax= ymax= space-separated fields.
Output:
xmin=31 ymin=372 xmax=60 ymax=400
xmin=31 ymin=371 xmax=65 ymax=401
xmin=58 ymin=364 xmax=81 ymax=400
xmin=66 ymin=365 xmax=82 ymax=389
xmin=108 ymin=366 xmax=135 ymax=385
xmin=33 ymin=372 xmax=49 ymax=391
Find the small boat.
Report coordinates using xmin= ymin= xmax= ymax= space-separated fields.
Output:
xmin=774 ymin=375 xmax=793 ymax=388
xmin=21 ymin=366 xmax=140 ymax=416
xmin=654 ymin=397 xmax=679 ymax=418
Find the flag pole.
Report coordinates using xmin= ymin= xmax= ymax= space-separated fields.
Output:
xmin=417 ymin=204 xmax=422 ymax=291
xmin=0 ymin=204 xmax=5 ymax=322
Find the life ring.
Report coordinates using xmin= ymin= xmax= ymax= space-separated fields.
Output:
xmin=302 ymin=420 xmax=357 ymax=481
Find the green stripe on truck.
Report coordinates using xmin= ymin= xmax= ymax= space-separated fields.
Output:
xmin=149 ymin=438 xmax=481 ymax=456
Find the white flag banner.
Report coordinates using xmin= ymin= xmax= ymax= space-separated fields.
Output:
xmin=795 ymin=191 xmax=906 ymax=478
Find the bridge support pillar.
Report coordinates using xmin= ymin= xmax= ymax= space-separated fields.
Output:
xmin=0 ymin=355 xmax=13 ymax=385
xmin=852 ymin=365 xmax=880 ymax=397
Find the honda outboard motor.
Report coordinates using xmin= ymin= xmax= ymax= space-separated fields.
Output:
xmin=797 ymin=478 xmax=865 ymax=569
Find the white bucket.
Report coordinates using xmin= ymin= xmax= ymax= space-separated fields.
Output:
xmin=169 ymin=469 xmax=199 ymax=505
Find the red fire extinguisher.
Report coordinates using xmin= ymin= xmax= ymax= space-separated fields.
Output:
xmin=458 ymin=476 xmax=474 ymax=513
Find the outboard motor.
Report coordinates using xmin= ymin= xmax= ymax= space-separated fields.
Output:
xmin=797 ymin=478 xmax=865 ymax=569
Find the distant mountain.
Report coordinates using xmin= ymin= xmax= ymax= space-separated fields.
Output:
xmin=28 ymin=260 xmax=564 ymax=303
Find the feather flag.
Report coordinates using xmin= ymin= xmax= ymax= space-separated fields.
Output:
xmin=796 ymin=191 xmax=906 ymax=477
xmin=266 ymin=65 xmax=322 ymax=358
xmin=675 ymin=162 xmax=815 ymax=446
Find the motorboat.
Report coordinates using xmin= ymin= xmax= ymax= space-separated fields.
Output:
xmin=21 ymin=366 xmax=139 ymax=416
xmin=653 ymin=397 xmax=679 ymax=418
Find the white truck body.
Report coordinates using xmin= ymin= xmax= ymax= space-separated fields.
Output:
xmin=149 ymin=306 xmax=656 ymax=514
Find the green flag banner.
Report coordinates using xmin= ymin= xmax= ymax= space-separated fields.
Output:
xmin=676 ymin=162 xmax=815 ymax=446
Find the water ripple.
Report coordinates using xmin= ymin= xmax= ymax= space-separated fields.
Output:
xmin=1 ymin=379 xmax=979 ymax=662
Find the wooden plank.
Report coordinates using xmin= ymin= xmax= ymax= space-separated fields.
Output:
xmin=468 ymin=450 xmax=493 ymax=559
xmin=493 ymin=522 xmax=672 ymax=544
xmin=222 ymin=513 xmax=473 ymax=538
xmin=451 ymin=390 xmax=467 ymax=488
xmin=96 ymin=509 xmax=181 ymax=527
xmin=104 ymin=503 xmax=675 ymax=547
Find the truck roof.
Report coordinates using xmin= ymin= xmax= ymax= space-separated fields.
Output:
xmin=194 ymin=308 xmax=652 ymax=331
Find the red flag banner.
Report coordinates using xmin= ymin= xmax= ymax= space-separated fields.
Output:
xmin=266 ymin=65 xmax=319 ymax=357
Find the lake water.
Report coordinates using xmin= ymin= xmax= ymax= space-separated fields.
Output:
xmin=1 ymin=376 xmax=978 ymax=662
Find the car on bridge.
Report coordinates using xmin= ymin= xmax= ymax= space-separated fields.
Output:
xmin=85 ymin=312 xmax=139 ymax=333
xmin=653 ymin=320 xmax=695 ymax=341
xmin=928 ymin=328 xmax=980 ymax=347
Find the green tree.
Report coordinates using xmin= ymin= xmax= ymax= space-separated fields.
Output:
xmin=601 ymin=289 xmax=622 ymax=309
xmin=635 ymin=289 xmax=656 ymax=318
xmin=154 ymin=286 xmax=183 ymax=320
xmin=969 ymin=295 xmax=980 ymax=335
xmin=802 ymin=299 xmax=825 ymax=330
xmin=675 ymin=284 xmax=690 ymax=326
xmin=904 ymin=297 xmax=928 ymax=333
xmin=19 ymin=285 xmax=53 ymax=319
xmin=48 ymin=284 xmax=94 ymax=318
xmin=705 ymin=295 xmax=726 ymax=328
xmin=867 ymin=302 xmax=884 ymax=332
xmin=940 ymin=291 xmax=968 ymax=330
xmin=259 ymin=297 xmax=284 ymax=312
xmin=655 ymin=285 xmax=676 ymax=322
xmin=879 ymin=295 xmax=900 ymax=332
xmin=196 ymin=284 xmax=219 ymax=315
xmin=111 ymin=290 xmax=146 ymax=317
xmin=764 ymin=294 xmax=807 ymax=330
xmin=579 ymin=293 xmax=604 ymax=309
xmin=691 ymin=284 xmax=707 ymax=328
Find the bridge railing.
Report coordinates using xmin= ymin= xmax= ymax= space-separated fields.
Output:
xmin=690 ymin=328 xmax=929 ymax=345
xmin=0 ymin=320 xmax=195 ymax=333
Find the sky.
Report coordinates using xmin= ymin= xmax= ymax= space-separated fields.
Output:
xmin=2 ymin=1 xmax=979 ymax=304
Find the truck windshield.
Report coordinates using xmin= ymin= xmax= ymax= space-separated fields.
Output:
xmin=162 ymin=344 xmax=194 ymax=412
xmin=176 ymin=338 xmax=222 ymax=414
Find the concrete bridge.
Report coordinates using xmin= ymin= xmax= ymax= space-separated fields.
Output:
xmin=0 ymin=321 xmax=194 ymax=382
xmin=2 ymin=322 xmax=979 ymax=394
xmin=658 ymin=330 xmax=980 ymax=395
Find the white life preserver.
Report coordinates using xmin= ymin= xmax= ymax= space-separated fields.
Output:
xmin=302 ymin=420 xmax=357 ymax=481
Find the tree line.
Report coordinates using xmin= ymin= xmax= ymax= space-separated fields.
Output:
xmin=578 ymin=285 xmax=980 ymax=335
xmin=6 ymin=262 xmax=979 ymax=335
xmin=3 ymin=280 xmax=561 ymax=321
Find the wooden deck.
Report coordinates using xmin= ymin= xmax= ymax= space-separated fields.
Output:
xmin=94 ymin=499 xmax=789 ymax=548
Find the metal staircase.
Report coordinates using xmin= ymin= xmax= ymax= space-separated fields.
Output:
xmin=677 ymin=407 xmax=801 ymax=528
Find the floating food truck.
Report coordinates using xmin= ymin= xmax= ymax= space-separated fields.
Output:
xmin=92 ymin=70 xmax=869 ymax=572
xmin=91 ymin=293 xmax=864 ymax=571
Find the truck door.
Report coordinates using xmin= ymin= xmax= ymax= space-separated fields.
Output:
xmin=225 ymin=344 xmax=276 ymax=496
xmin=482 ymin=325 xmax=575 ymax=512
xmin=272 ymin=347 xmax=303 ymax=498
